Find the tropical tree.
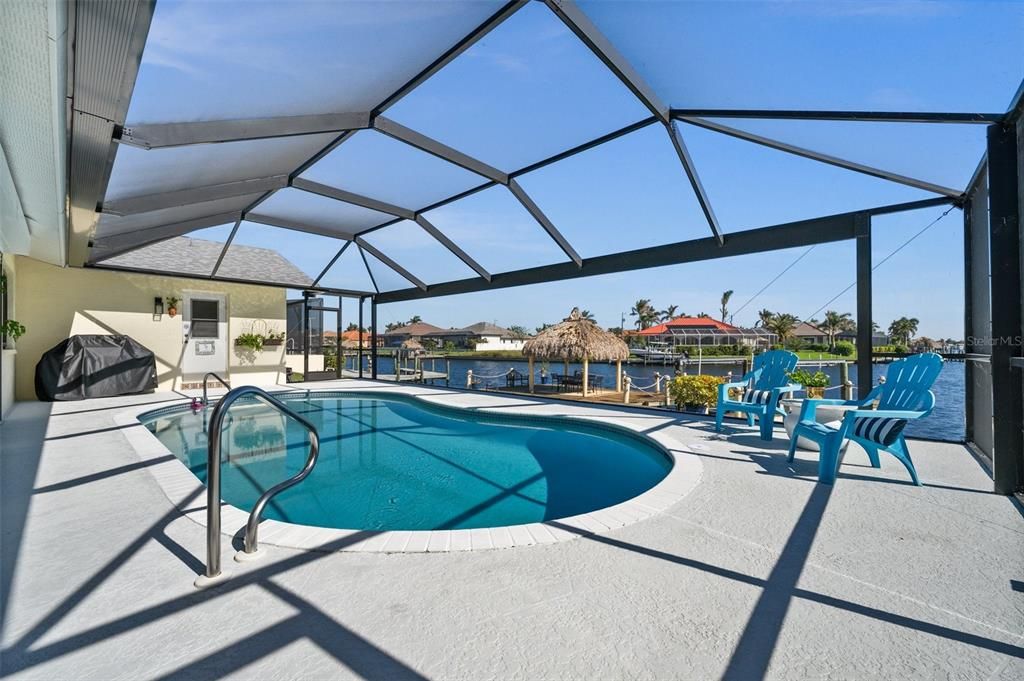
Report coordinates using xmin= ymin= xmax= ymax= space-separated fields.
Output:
xmin=697 ymin=312 xmax=712 ymax=319
xmin=720 ymin=290 xmax=734 ymax=323
xmin=535 ymin=322 xmax=553 ymax=334
xmin=756 ymin=308 xmax=774 ymax=328
xmin=659 ymin=304 xmax=679 ymax=322
xmin=821 ymin=310 xmax=854 ymax=348
xmin=384 ymin=321 xmax=402 ymax=332
xmin=579 ymin=309 xmax=596 ymax=322
xmin=630 ymin=299 xmax=658 ymax=330
xmin=406 ymin=315 xmax=422 ymax=325
xmin=507 ymin=325 xmax=530 ymax=339
xmin=887 ymin=317 xmax=919 ymax=346
xmin=766 ymin=313 xmax=800 ymax=345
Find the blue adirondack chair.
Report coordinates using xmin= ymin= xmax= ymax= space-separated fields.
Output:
xmin=788 ymin=352 xmax=943 ymax=485
xmin=716 ymin=349 xmax=801 ymax=440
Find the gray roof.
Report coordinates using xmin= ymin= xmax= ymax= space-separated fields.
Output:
xmin=436 ymin=322 xmax=521 ymax=338
xmin=101 ymin=236 xmax=312 ymax=285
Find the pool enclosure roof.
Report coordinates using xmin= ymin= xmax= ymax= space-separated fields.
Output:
xmin=70 ymin=0 xmax=1024 ymax=303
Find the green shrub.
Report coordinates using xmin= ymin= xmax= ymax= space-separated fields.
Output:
xmin=235 ymin=332 xmax=264 ymax=351
xmin=671 ymin=344 xmax=745 ymax=357
xmin=832 ymin=341 xmax=855 ymax=356
xmin=788 ymin=369 xmax=831 ymax=388
xmin=893 ymin=344 xmax=909 ymax=354
xmin=804 ymin=343 xmax=830 ymax=353
xmin=1 ymin=319 xmax=26 ymax=341
xmin=668 ymin=374 xmax=721 ymax=409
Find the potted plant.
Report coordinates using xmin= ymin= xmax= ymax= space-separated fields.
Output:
xmin=1 ymin=319 xmax=26 ymax=348
xmin=789 ymin=369 xmax=831 ymax=399
xmin=669 ymin=374 xmax=720 ymax=414
xmin=263 ymin=330 xmax=285 ymax=347
xmin=234 ymin=332 xmax=265 ymax=352
xmin=165 ymin=296 xmax=180 ymax=318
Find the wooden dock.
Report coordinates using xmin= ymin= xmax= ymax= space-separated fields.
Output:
xmin=340 ymin=369 xmax=449 ymax=383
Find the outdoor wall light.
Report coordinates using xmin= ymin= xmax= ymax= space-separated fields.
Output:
xmin=154 ymin=297 xmax=164 ymax=316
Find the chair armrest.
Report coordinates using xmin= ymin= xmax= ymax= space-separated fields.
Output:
xmin=797 ymin=398 xmax=847 ymax=420
xmin=775 ymin=383 xmax=801 ymax=394
xmin=846 ymin=409 xmax=928 ymax=420
xmin=720 ymin=379 xmax=749 ymax=391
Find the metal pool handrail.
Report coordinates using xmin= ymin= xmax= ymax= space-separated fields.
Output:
xmin=197 ymin=385 xmax=320 ymax=588
xmin=201 ymin=372 xmax=231 ymax=406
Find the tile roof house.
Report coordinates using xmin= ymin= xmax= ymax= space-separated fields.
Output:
xmin=380 ymin=322 xmax=448 ymax=347
xmin=436 ymin=322 xmax=529 ymax=351
xmin=633 ymin=316 xmax=773 ymax=346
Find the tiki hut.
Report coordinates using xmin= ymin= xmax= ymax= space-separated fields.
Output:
xmin=400 ymin=338 xmax=425 ymax=354
xmin=522 ymin=308 xmax=630 ymax=396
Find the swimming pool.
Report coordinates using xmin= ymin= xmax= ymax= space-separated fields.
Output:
xmin=140 ymin=392 xmax=672 ymax=532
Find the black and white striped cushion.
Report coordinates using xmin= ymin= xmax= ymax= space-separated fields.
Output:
xmin=852 ymin=417 xmax=907 ymax=446
xmin=742 ymin=389 xmax=772 ymax=405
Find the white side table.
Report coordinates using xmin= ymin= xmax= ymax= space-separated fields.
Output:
xmin=780 ymin=398 xmax=854 ymax=453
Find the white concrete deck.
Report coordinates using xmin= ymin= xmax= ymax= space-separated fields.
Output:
xmin=1 ymin=380 xmax=1021 ymax=680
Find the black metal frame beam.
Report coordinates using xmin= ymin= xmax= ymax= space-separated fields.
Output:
xmin=986 ymin=119 xmax=1023 ymax=494
xmin=90 ymin=211 xmax=243 ymax=261
xmin=543 ymin=0 xmax=722 ymax=243
xmin=667 ymin=121 xmax=724 ymax=243
xmin=854 ymin=213 xmax=873 ymax=398
xmin=85 ymin=261 xmax=374 ymax=298
xmin=670 ymin=109 xmax=1005 ymax=124
xmin=375 ymin=198 xmax=955 ymax=304
xmin=676 ymin=117 xmax=963 ymax=198
xmin=99 ymin=175 xmax=289 ymax=215
xmin=117 ymin=112 xmax=372 ymax=149
xmin=355 ymin=238 xmax=427 ymax=290
xmin=370 ymin=298 xmax=379 ymax=380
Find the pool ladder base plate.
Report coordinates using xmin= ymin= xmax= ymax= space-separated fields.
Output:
xmin=234 ymin=548 xmax=265 ymax=564
xmin=194 ymin=571 xmax=232 ymax=590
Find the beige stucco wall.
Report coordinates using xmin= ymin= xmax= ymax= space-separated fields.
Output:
xmin=1 ymin=253 xmax=16 ymax=417
xmin=13 ymin=257 xmax=288 ymax=401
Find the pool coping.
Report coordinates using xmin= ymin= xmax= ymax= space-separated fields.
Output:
xmin=114 ymin=381 xmax=704 ymax=553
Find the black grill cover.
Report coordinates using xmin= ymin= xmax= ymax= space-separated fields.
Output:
xmin=35 ymin=335 xmax=158 ymax=401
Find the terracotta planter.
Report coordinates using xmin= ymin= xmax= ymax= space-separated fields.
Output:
xmin=806 ymin=386 xmax=827 ymax=399
xmin=263 ymin=338 xmax=284 ymax=347
xmin=168 ymin=307 xmax=177 ymax=318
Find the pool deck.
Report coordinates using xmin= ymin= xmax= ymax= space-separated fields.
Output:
xmin=2 ymin=380 xmax=1022 ymax=680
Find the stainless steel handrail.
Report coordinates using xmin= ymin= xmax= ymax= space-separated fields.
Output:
xmin=197 ymin=386 xmax=319 ymax=587
xmin=201 ymin=372 xmax=231 ymax=406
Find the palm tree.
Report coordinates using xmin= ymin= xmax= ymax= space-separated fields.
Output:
xmin=579 ymin=309 xmax=596 ymax=322
xmin=888 ymin=317 xmax=920 ymax=346
xmin=767 ymin=313 xmax=799 ymax=345
xmin=720 ymin=290 xmax=734 ymax=323
xmin=821 ymin=310 xmax=853 ymax=348
xmin=659 ymin=304 xmax=679 ymax=322
xmin=630 ymin=299 xmax=658 ymax=330
xmin=406 ymin=315 xmax=422 ymax=325
xmin=756 ymin=309 xmax=774 ymax=328
xmin=697 ymin=312 xmax=712 ymax=319
xmin=384 ymin=321 xmax=402 ymax=332
xmin=507 ymin=325 xmax=530 ymax=339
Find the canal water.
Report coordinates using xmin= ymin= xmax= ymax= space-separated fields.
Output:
xmin=346 ymin=356 xmax=966 ymax=442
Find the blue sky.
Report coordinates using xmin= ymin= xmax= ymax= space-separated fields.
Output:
xmin=121 ymin=0 xmax=1023 ymax=339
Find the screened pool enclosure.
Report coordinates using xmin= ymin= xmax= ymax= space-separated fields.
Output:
xmin=65 ymin=0 xmax=1023 ymax=494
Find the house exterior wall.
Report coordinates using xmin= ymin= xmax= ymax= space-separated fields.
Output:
xmin=1 ymin=253 xmax=16 ymax=418
xmin=474 ymin=335 xmax=525 ymax=351
xmin=12 ymin=256 xmax=287 ymax=401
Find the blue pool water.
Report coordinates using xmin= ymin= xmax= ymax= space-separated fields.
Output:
xmin=141 ymin=393 xmax=672 ymax=531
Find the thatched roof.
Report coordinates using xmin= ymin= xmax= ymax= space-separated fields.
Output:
xmin=522 ymin=308 xmax=629 ymax=361
xmin=401 ymin=338 xmax=425 ymax=353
